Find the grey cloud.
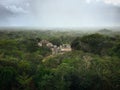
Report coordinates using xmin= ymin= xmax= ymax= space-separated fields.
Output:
xmin=31 ymin=0 xmax=120 ymax=27
xmin=6 ymin=5 xmax=29 ymax=14
xmin=0 ymin=5 xmax=14 ymax=18
xmin=0 ymin=0 xmax=31 ymax=26
xmin=0 ymin=0 xmax=120 ymax=27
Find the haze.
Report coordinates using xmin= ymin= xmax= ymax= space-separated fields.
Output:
xmin=0 ymin=0 xmax=120 ymax=28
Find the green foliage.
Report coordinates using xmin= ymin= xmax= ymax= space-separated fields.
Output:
xmin=24 ymin=38 xmax=39 ymax=53
xmin=34 ymin=66 xmax=55 ymax=90
xmin=71 ymin=33 xmax=115 ymax=55
xmin=45 ymin=51 xmax=120 ymax=90
xmin=38 ymin=46 xmax=51 ymax=56
xmin=0 ymin=67 xmax=17 ymax=90
xmin=0 ymin=30 xmax=120 ymax=90
xmin=50 ymin=38 xmax=62 ymax=46
xmin=16 ymin=73 xmax=32 ymax=90
xmin=112 ymin=43 xmax=120 ymax=57
xmin=18 ymin=60 xmax=31 ymax=74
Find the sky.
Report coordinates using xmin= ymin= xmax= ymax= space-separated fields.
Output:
xmin=0 ymin=0 xmax=120 ymax=28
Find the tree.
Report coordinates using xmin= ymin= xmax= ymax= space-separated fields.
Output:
xmin=112 ymin=43 xmax=120 ymax=57
xmin=34 ymin=66 xmax=54 ymax=90
xmin=50 ymin=38 xmax=62 ymax=46
xmin=0 ymin=67 xmax=17 ymax=90
xmin=71 ymin=34 xmax=113 ymax=55
xmin=16 ymin=73 xmax=32 ymax=90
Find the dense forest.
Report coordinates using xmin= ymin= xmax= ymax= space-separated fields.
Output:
xmin=0 ymin=29 xmax=120 ymax=90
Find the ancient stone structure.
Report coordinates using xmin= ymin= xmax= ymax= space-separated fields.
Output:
xmin=38 ymin=40 xmax=72 ymax=55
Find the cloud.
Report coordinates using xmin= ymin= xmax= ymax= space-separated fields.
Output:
xmin=86 ymin=0 xmax=120 ymax=6
xmin=103 ymin=0 xmax=120 ymax=5
xmin=0 ymin=0 xmax=30 ymax=13
xmin=6 ymin=5 xmax=28 ymax=13
xmin=0 ymin=5 xmax=14 ymax=19
xmin=32 ymin=0 xmax=120 ymax=27
xmin=86 ymin=0 xmax=92 ymax=3
xmin=0 ymin=5 xmax=14 ymax=25
xmin=0 ymin=0 xmax=120 ymax=27
xmin=0 ymin=0 xmax=31 ymax=26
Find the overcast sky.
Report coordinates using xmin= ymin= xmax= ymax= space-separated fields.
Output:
xmin=0 ymin=0 xmax=120 ymax=28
